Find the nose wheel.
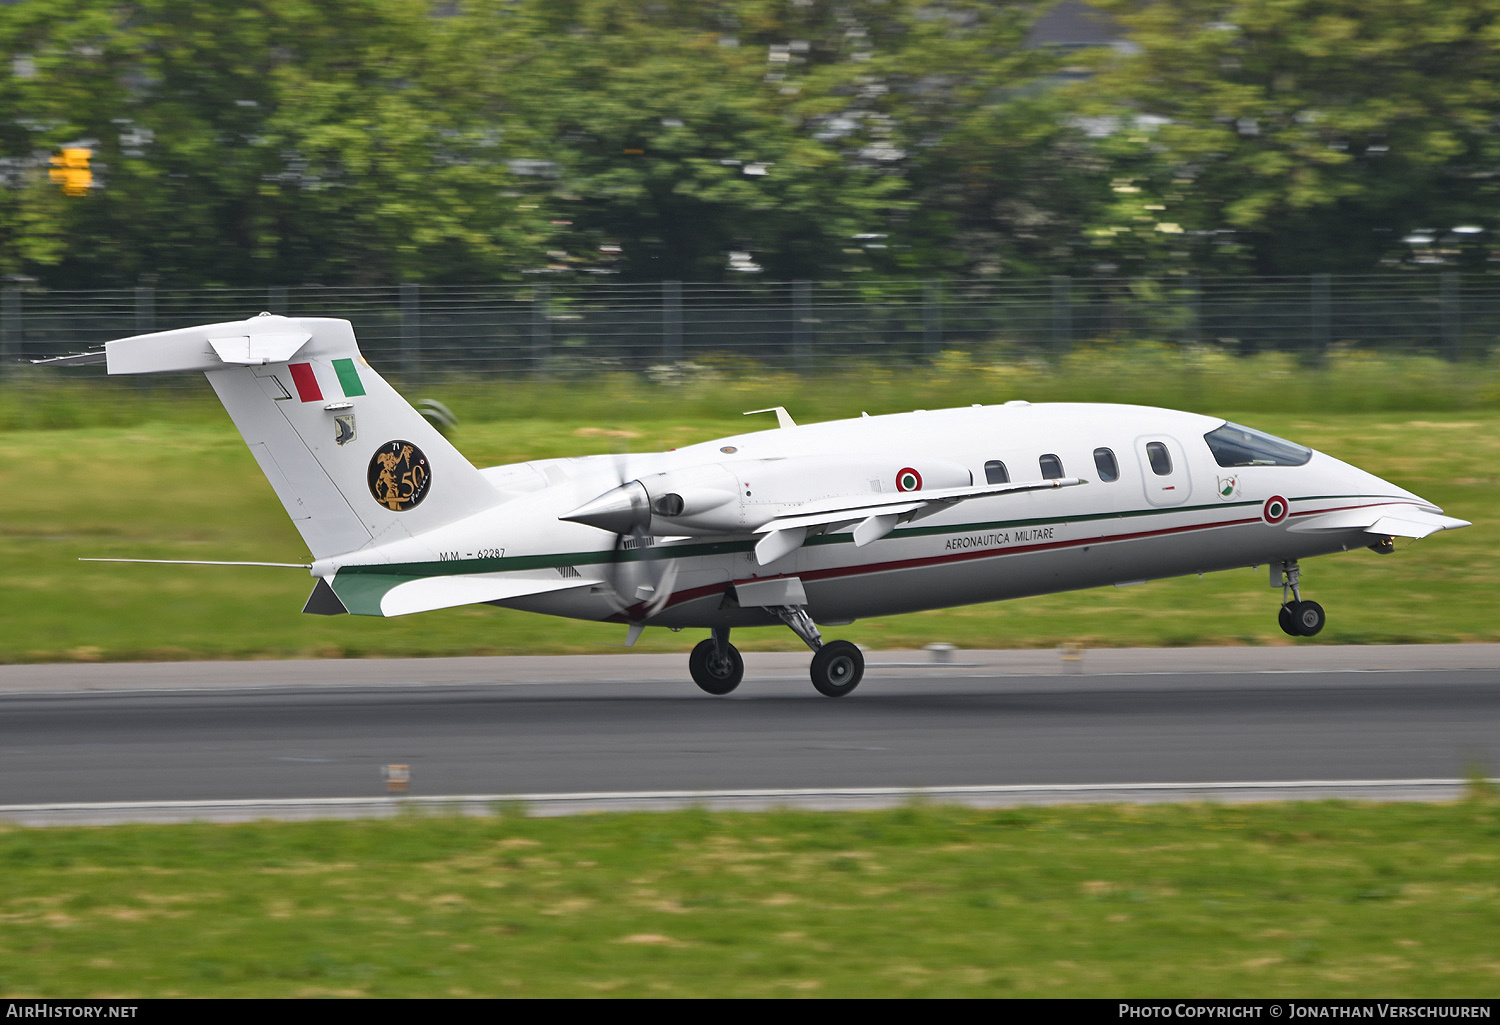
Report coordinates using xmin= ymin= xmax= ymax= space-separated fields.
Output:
xmin=1273 ymin=561 xmax=1326 ymax=637
xmin=1279 ymin=600 xmax=1326 ymax=637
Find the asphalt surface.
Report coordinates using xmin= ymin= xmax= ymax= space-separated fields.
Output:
xmin=2 ymin=653 xmax=1497 ymax=805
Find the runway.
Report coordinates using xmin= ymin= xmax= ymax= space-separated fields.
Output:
xmin=1 ymin=646 xmax=1496 ymax=819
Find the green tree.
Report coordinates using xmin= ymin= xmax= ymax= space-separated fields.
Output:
xmin=0 ymin=0 xmax=547 ymax=287
xmin=1086 ymin=0 xmax=1500 ymax=275
xmin=443 ymin=0 xmax=1081 ymax=281
xmin=827 ymin=1 xmax=1106 ymax=278
xmin=441 ymin=0 xmax=919 ymax=281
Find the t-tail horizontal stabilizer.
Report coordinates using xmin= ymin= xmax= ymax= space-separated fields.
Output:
xmin=76 ymin=313 xmax=501 ymax=561
xmin=30 ymin=351 xmax=106 ymax=367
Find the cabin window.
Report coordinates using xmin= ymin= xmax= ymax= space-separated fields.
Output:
xmin=1146 ymin=442 xmax=1172 ymax=476
xmin=984 ymin=460 xmax=1009 ymax=485
xmin=1203 ymin=422 xmax=1313 ymax=467
xmin=1092 ymin=448 xmax=1119 ymax=482
xmin=1039 ymin=454 xmax=1063 ymax=479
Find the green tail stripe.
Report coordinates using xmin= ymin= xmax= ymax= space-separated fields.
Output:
xmin=333 ymin=358 xmax=366 ymax=397
xmin=329 ymin=573 xmax=414 ymax=616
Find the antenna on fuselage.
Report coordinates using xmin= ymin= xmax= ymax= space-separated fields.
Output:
xmin=743 ymin=407 xmax=797 ymax=430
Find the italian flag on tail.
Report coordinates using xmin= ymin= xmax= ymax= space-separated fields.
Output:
xmin=288 ymin=358 xmax=367 ymax=402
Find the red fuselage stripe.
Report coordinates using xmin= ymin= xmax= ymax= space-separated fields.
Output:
xmin=624 ymin=499 xmax=1407 ymax=618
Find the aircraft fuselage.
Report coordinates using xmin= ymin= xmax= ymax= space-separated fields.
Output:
xmin=320 ymin=401 xmax=1432 ymax=630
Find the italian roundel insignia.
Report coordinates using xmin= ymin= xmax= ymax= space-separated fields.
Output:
xmin=368 ymin=441 xmax=431 ymax=511
xmin=1262 ymin=495 xmax=1289 ymax=524
xmin=895 ymin=467 xmax=923 ymax=492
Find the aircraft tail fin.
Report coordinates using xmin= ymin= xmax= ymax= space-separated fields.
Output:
xmin=104 ymin=314 xmax=497 ymax=559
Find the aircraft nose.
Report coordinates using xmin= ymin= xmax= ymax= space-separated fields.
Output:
xmin=1316 ymin=450 xmax=1434 ymax=511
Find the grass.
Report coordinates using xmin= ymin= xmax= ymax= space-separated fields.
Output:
xmin=1 ymin=800 xmax=1498 ymax=997
xmin=3 ymin=402 xmax=1495 ymax=662
xmin=5 ymin=344 xmax=1500 ymax=433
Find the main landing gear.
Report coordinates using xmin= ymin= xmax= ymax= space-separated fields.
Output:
xmin=689 ymin=610 xmax=865 ymax=698
xmin=689 ymin=626 xmax=744 ymax=695
xmin=1273 ymin=560 xmax=1326 ymax=637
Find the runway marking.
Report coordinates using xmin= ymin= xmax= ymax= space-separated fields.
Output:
xmin=1 ymin=779 xmax=1490 ymax=826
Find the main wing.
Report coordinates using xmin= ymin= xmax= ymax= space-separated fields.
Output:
xmin=751 ymin=476 xmax=1086 ymax=565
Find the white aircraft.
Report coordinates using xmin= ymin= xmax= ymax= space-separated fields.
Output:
xmin=46 ymin=313 xmax=1470 ymax=697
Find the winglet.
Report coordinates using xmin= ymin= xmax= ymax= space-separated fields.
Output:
xmin=744 ymin=406 xmax=797 ymax=430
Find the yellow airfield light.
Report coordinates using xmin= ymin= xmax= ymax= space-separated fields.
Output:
xmin=49 ymin=147 xmax=93 ymax=196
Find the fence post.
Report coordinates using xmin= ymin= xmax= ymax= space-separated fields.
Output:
xmin=400 ymin=283 xmax=421 ymax=385
xmin=792 ymin=280 xmax=811 ymax=372
xmin=0 ymin=288 xmax=18 ymax=376
xmin=1310 ymin=273 xmax=1331 ymax=359
xmin=531 ymin=282 xmax=551 ymax=373
xmin=1441 ymin=272 xmax=1461 ymax=361
xmin=267 ymin=286 xmax=288 ymax=315
xmin=923 ymin=280 xmax=943 ymax=357
xmin=134 ymin=286 xmax=155 ymax=335
xmin=662 ymin=280 xmax=682 ymax=362
xmin=1050 ymin=275 xmax=1072 ymax=359
xmin=1183 ymin=275 xmax=1201 ymax=344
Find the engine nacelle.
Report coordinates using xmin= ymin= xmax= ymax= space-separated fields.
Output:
xmin=562 ymin=455 xmax=970 ymax=537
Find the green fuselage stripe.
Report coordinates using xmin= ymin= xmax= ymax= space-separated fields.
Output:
xmin=333 ymin=493 xmax=1405 ymax=583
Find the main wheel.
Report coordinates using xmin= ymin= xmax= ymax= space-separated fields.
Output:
xmin=689 ymin=638 xmax=743 ymax=695
xmin=1278 ymin=603 xmax=1298 ymax=637
xmin=810 ymin=640 xmax=864 ymax=698
xmin=1292 ymin=599 xmax=1325 ymax=637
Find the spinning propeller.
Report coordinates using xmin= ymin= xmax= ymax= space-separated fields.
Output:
xmin=565 ymin=455 xmax=678 ymax=621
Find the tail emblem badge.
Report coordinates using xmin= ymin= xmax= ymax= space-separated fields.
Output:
xmin=368 ymin=441 xmax=431 ymax=511
xmin=334 ymin=414 xmax=356 ymax=447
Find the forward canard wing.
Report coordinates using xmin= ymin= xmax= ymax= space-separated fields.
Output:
xmin=1287 ymin=504 xmax=1471 ymax=539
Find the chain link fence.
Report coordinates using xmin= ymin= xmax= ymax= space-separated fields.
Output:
xmin=2 ymin=274 xmax=1496 ymax=387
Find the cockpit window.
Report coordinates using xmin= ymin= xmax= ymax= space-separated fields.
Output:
xmin=1204 ymin=422 xmax=1312 ymax=467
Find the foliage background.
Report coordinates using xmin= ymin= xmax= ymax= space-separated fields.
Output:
xmin=6 ymin=0 xmax=1500 ymax=287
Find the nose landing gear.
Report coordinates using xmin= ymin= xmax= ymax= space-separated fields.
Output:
xmin=1273 ymin=561 xmax=1326 ymax=637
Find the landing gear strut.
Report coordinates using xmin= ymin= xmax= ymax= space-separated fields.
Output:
xmin=689 ymin=625 xmax=743 ymax=695
xmin=1273 ymin=561 xmax=1325 ymax=637
xmin=692 ymin=602 xmax=864 ymax=698
xmin=772 ymin=603 xmax=865 ymax=698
